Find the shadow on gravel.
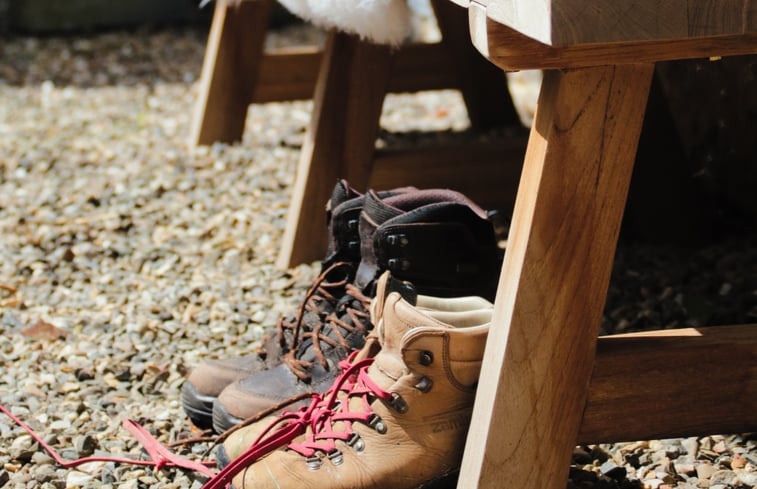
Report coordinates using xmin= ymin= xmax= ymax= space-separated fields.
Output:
xmin=0 ymin=27 xmax=209 ymax=88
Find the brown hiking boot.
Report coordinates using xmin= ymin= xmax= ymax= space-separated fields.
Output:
xmin=208 ymin=271 xmax=492 ymax=489
xmin=181 ymin=181 xmax=408 ymax=429
xmin=211 ymin=189 xmax=503 ymax=432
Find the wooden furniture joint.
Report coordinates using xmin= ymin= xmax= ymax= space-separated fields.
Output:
xmin=456 ymin=2 xmax=757 ymax=489
xmin=190 ymin=0 xmax=530 ymax=267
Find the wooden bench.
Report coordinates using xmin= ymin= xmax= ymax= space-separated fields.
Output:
xmin=190 ymin=0 xmax=531 ymax=267
xmin=451 ymin=1 xmax=757 ymax=488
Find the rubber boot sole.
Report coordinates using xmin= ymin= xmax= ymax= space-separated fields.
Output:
xmin=181 ymin=381 xmax=216 ymax=430
xmin=212 ymin=400 xmax=245 ymax=434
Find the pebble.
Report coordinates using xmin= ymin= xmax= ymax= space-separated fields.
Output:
xmin=695 ymin=462 xmax=714 ymax=480
xmin=0 ymin=23 xmax=754 ymax=489
xmin=9 ymin=435 xmax=36 ymax=462
xmin=33 ymin=465 xmax=57 ymax=483
xmin=31 ymin=451 xmax=55 ymax=465
xmin=600 ymin=460 xmax=627 ymax=481
xmin=74 ymin=434 xmax=97 ymax=457
xmin=66 ymin=471 xmax=93 ymax=487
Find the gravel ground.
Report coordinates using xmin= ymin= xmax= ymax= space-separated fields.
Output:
xmin=0 ymin=26 xmax=755 ymax=489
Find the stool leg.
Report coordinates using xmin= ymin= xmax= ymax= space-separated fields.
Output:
xmin=277 ymin=31 xmax=393 ymax=268
xmin=430 ymin=0 xmax=521 ymax=130
xmin=457 ymin=64 xmax=654 ymax=489
xmin=190 ymin=0 xmax=273 ymax=146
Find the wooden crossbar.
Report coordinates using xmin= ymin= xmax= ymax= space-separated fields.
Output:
xmin=582 ymin=324 xmax=757 ymax=444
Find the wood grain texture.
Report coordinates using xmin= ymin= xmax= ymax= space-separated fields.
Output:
xmin=480 ymin=0 xmax=757 ymax=47
xmin=252 ymin=41 xmax=473 ymax=104
xmin=192 ymin=8 xmax=466 ymax=142
xmin=388 ymin=43 xmax=459 ymax=93
xmin=687 ymin=0 xmax=749 ymax=37
xmin=581 ymin=324 xmax=757 ymax=444
xmin=748 ymin=1 xmax=757 ymax=31
xmin=277 ymin=32 xmax=393 ymax=268
xmin=371 ymin=134 xmax=528 ymax=212
xmin=457 ymin=64 xmax=654 ymax=489
xmin=431 ymin=0 xmax=521 ymax=130
xmin=251 ymin=47 xmax=321 ymax=103
xmin=472 ymin=13 xmax=757 ymax=71
xmin=483 ymin=0 xmax=552 ymax=46
xmin=190 ymin=0 xmax=272 ymax=145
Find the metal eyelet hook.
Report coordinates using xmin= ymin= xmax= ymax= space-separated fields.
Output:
xmin=306 ymin=455 xmax=322 ymax=471
xmin=328 ymin=449 xmax=344 ymax=466
xmin=419 ymin=350 xmax=433 ymax=366
xmin=390 ymin=392 xmax=408 ymax=414
xmin=415 ymin=376 xmax=433 ymax=393
xmin=369 ymin=413 xmax=387 ymax=434
xmin=347 ymin=432 xmax=365 ymax=453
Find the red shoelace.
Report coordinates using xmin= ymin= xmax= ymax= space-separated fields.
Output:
xmin=283 ymin=283 xmax=373 ymax=381
xmin=288 ymin=359 xmax=391 ymax=458
xmin=273 ymin=262 xmax=352 ymax=354
xmin=0 ymin=347 xmax=387 ymax=488
xmin=202 ymin=353 xmax=390 ymax=489
xmin=0 ymin=403 xmax=215 ymax=477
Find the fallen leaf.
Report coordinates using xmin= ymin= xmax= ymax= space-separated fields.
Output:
xmin=21 ymin=319 xmax=68 ymax=341
xmin=0 ymin=284 xmax=19 ymax=307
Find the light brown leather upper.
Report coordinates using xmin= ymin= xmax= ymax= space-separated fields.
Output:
xmin=228 ymin=272 xmax=492 ymax=489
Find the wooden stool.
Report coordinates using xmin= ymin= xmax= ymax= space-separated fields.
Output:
xmin=448 ymin=2 xmax=757 ymax=489
xmin=190 ymin=0 xmax=530 ymax=267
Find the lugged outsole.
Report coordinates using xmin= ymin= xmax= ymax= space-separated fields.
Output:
xmin=216 ymin=445 xmax=232 ymax=470
xmin=181 ymin=381 xmax=216 ymax=430
xmin=212 ymin=400 xmax=245 ymax=434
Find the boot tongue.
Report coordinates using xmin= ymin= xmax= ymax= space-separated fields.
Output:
xmin=368 ymin=290 xmax=443 ymax=388
xmin=354 ymin=191 xmax=403 ymax=291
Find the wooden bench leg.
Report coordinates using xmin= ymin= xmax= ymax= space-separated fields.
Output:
xmin=277 ymin=31 xmax=393 ymax=268
xmin=430 ymin=0 xmax=521 ymax=130
xmin=190 ymin=0 xmax=273 ymax=146
xmin=457 ymin=63 xmax=654 ymax=489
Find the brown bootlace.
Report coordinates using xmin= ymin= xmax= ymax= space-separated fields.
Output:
xmin=282 ymin=284 xmax=373 ymax=381
xmin=255 ymin=262 xmax=352 ymax=358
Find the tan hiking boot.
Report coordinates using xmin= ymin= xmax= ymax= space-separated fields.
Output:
xmin=211 ymin=188 xmax=504 ymax=432
xmin=217 ymin=289 xmax=492 ymax=463
xmin=211 ymin=271 xmax=492 ymax=489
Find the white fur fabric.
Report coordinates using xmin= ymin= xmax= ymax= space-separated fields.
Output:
xmin=278 ymin=0 xmax=413 ymax=46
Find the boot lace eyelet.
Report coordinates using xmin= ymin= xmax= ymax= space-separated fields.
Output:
xmin=386 ymin=234 xmax=409 ymax=247
xmin=369 ymin=414 xmax=387 ymax=434
xmin=327 ymin=449 xmax=344 ymax=466
xmin=347 ymin=433 xmax=365 ymax=453
xmin=306 ymin=455 xmax=322 ymax=471
xmin=415 ymin=376 xmax=433 ymax=393
xmin=390 ymin=392 xmax=408 ymax=413
xmin=387 ymin=258 xmax=411 ymax=272
xmin=419 ymin=350 xmax=433 ymax=366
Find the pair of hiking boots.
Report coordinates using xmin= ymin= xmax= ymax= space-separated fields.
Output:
xmin=182 ymin=180 xmax=504 ymax=434
xmin=204 ymin=271 xmax=494 ymax=489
